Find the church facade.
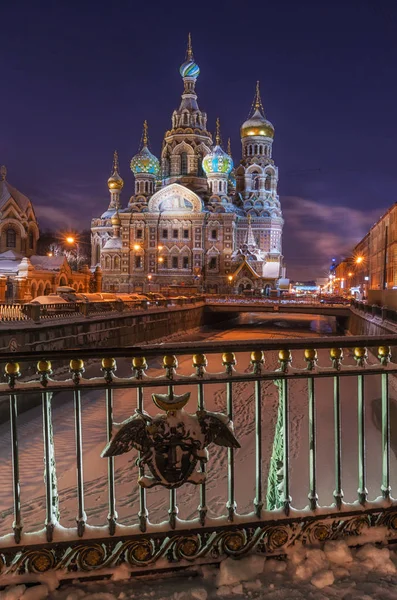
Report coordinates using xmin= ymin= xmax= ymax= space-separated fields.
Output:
xmin=91 ymin=37 xmax=286 ymax=295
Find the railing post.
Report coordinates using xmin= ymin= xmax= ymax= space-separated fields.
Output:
xmin=379 ymin=346 xmax=392 ymax=500
xmin=102 ymin=358 xmax=118 ymax=535
xmin=163 ymin=355 xmax=179 ymax=529
xmin=354 ymin=347 xmax=368 ymax=505
xmin=193 ymin=353 xmax=208 ymax=526
xmin=132 ymin=356 xmax=149 ymax=532
xmin=70 ymin=359 xmax=87 ymax=536
xmin=305 ymin=348 xmax=318 ymax=510
xmin=6 ymin=362 xmax=22 ymax=543
xmin=222 ymin=352 xmax=237 ymax=521
xmin=330 ymin=348 xmax=344 ymax=509
xmin=38 ymin=360 xmax=59 ymax=542
xmin=251 ymin=351 xmax=264 ymax=518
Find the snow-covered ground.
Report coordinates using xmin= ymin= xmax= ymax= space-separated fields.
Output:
xmin=3 ymin=539 xmax=397 ymax=599
xmin=0 ymin=314 xmax=395 ymax=534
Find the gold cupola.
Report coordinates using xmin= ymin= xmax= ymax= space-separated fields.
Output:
xmin=240 ymin=81 xmax=274 ymax=139
xmin=107 ymin=150 xmax=124 ymax=191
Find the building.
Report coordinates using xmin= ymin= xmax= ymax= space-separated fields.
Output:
xmin=334 ymin=203 xmax=397 ymax=302
xmin=91 ymin=37 xmax=287 ymax=295
xmin=0 ymin=165 xmax=91 ymax=301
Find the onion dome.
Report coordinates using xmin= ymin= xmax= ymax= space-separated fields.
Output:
xmin=130 ymin=121 xmax=160 ymax=176
xmin=107 ymin=150 xmax=124 ymax=191
xmin=179 ymin=33 xmax=200 ymax=80
xmin=202 ymin=119 xmax=233 ymax=175
xmin=111 ymin=211 xmax=121 ymax=226
xmin=240 ymin=81 xmax=274 ymax=139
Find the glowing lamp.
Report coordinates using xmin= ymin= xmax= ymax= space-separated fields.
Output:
xmin=66 ymin=236 xmax=75 ymax=244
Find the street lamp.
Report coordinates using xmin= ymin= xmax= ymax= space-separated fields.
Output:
xmin=356 ymin=256 xmax=364 ymax=264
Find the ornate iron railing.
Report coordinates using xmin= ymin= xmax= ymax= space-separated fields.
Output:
xmin=1 ymin=335 xmax=397 ymax=580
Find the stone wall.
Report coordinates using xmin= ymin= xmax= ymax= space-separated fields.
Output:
xmin=0 ymin=303 xmax=206 ymax=353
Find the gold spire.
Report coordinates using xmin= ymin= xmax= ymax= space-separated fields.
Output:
xmin=215 ymin=117 xmax=221 ymax=145
xmin=253 ymin=80 xmax=264 ymax=113
xmin=227 ymin=138 xmax=232 ymax=157
xmin=186 ymin=32 xmax=194 ymax=61
xmin=112 ymin=150 xmax=119 ymax=174
xmin=142 ymin=120 xmax=148 ymax=146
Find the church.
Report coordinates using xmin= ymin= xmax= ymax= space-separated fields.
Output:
xmin=91 ymin=36 xmax=287 ymax=295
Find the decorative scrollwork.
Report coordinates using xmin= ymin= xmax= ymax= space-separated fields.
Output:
xmin=27 ymin=550 xmax=55 ymax=573
xmin=78 ymin=544 xmax=106 ymax=570
xmin=267 ymin=526 xmax=289 ymax=550
xmin=126 ymin=540 xmax=154 ymax=565
xmin=175 ymin=535 xmax=201 ymax=559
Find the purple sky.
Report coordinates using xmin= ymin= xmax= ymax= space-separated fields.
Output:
xmin=1 ymin=0 xmax=396 ymax=280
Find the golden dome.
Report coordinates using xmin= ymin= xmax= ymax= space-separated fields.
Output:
xmin=108 ymin=173 xmax=124 ymax=191
xmin=111 ymin=212 xmax=121 ymax=226
xmin=240 ymin=109 xmax=275 ymax=139
xmin=108 ymin=150 xmax=124 ymax=191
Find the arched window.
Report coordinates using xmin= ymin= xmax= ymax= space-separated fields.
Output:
xmin=105 ymin=256 xmax=111 ymax=269
xmin=163 ymin=157 xmax=170 ymax=177
xmin=28 ymin=231 xmax=34 ymax=250
xmin=253 ymin=177 xmax=259 ymax=191
xmin=254 ymin=145 xmax=258 ymax=155
xmin=265 ymin=176 xmax=271 ymax=191
xmin=181 ymin=152 xmax=188 ymax=175
xmin=145 ymin=181 xmax=149 ymax=194
xmin=197 ymin=154 xmax=204 ymax=177
xmin=6 ymin=228 xmax=16 ymax=248
xmin=114 ymin=256 xmax=120 ymax=270
xmin=259 ymin=146 xmax=263 ymax=155
xmin=95 ymin=245 xmax=100 ymax=264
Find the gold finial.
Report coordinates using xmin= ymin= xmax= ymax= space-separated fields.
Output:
xmin=186 ymin=32 xmax=194 ymax=61
xmin=112 ymin=150 xmax=119 ymax=174
xmin=227 ymin=138 xmax=232 ymax=157
xmin=0 ymin=165 xmax=6 ymax=181
xmin=248 ymin=213 xmax=252 ymax=223
xmin=253 ymin=80 xmax=264 ymax=113
xmin=215 ymin=117 xmax=221 ymax=145
xmin=142 ymin=120 xmax=148 ymax=146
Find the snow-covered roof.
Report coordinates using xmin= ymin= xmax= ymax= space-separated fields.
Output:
xmin=262 ymin=261 xmax=280 ymax=278
xmin=30 ymin=255 xmax=65 ymax=271
xmin=103 ymin=237 xmax=122 ymax=250
xmin=0 ymin=178 xmax=31 ymax=213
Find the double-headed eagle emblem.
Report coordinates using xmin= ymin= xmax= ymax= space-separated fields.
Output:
xmin=101 ymin=390 xmax=240 ymax=489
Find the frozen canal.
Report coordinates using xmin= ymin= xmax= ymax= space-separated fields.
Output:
xmin=0 ymin=313 xmax=395 ymax=535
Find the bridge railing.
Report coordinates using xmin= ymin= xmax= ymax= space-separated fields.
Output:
xmin=1 ymin=335 xmax=397 ymax=579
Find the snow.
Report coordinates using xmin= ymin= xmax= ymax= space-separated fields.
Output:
xmin=3 ymin=541 xmax=397 ymax=599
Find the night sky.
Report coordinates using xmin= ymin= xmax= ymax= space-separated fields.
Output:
xmin=1 ymin=0 xmax=396 ymax=280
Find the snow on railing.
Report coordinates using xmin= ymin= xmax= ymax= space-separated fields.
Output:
xmin=1 ymin=335 xmax=397 ymax=579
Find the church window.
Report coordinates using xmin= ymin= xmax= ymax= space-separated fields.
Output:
xmin=253 ymin=177 xmax=259 ymax=191
xmin=28 ymin=231 xmax=34 ymax=250
xmin=95 ymin=245 xmax=100 ymax=264
xmin=145 ymin=182 xmax=149 ymax=194
xmin=183 ymin=256 xmax=189 ymax=269
xmin=136 ymin=229 xmax=143 ymax=239
xmin=105 ymin=256 xmax=111 ymax=269
xmin=172 ymin=256 xmax=178 ymax=269
xmin=173 ymin=229 xmax=178 ymax=239
xmin=162 ymin=256 xmax=168 ymax=269
xmin=181 ymin=152 xmax=188 ymax=175
xmin=265 ymin=176 xmax=271 ymax=191
xmin=135 ymin=256 xmax=142 ymax=269
xmin=211 ymin=229 xmax=217 ymax=240
xmin=114 ymin=256 xmax=120 ymax=269
xmin=183 ymin=229 xmax=189 ymax=239
xmin=254 ymin=145 xmax=258 ymax=155
xmin=259 ymin=146 xmax=263 ymax=155
xmin=163 ymin=157 xmax=170 ymax=177
xmin=162 ymin=229 xmax=168 ymax=239
xmin=197 ymin=154 xmax=204 ymax=177
xmin=6 ymin=228 xmax=16 ymax=248
xmin=209 ymin=257 xmax=217 ymax=270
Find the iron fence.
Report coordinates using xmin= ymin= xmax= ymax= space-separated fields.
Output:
xmin=1 ymin=335 xmax=397 ymax=579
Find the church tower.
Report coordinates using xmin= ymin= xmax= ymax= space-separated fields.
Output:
xmin=161 ymin=35 xmax=213 ymax=194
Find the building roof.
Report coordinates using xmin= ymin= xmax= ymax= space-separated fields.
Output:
xmin=0 ymin=178 xmax=32 ymax=213
xmin=30 ymin=255 xmax=66 ymax=271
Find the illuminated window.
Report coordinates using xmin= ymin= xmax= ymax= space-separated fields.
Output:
xmin=209 ymin=257 xmax=217 ymax=270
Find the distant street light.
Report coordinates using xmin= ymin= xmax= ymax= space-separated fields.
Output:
xmin=66 ymin=236 xmax=75 ymax=245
